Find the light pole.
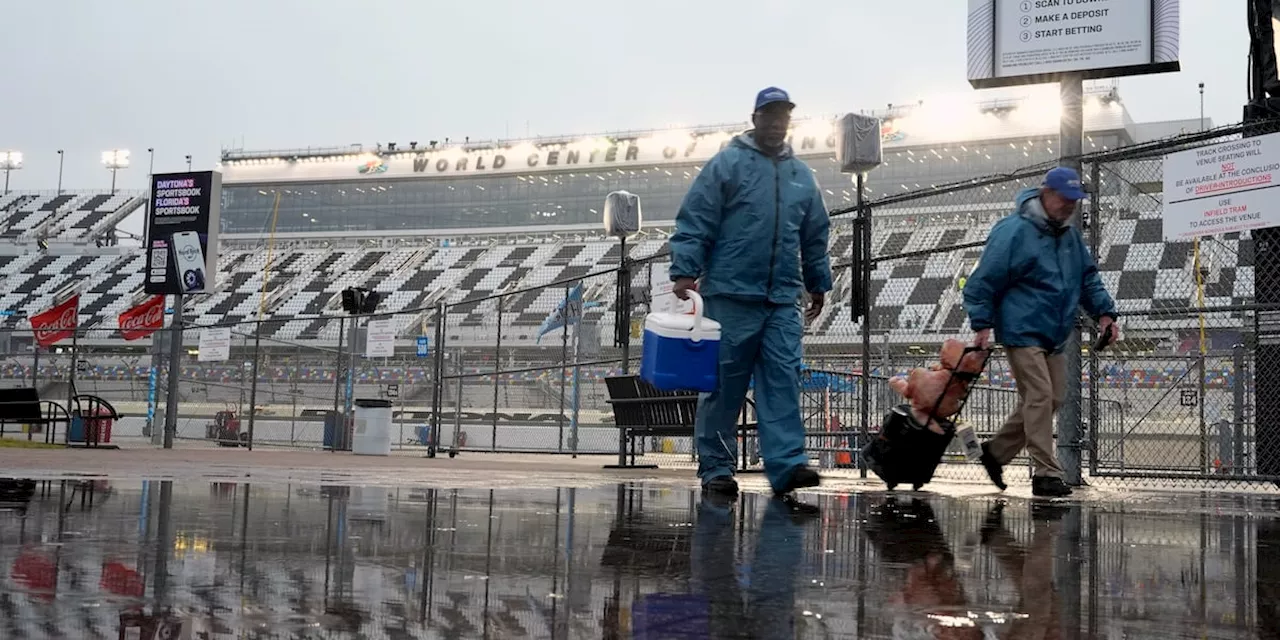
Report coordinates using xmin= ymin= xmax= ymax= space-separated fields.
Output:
xmin=101 ymin=149 xmax=130 ymax=194
xmin=185 ymin=155 xmax=192 ymax=171
xmin=0 ymin=151 xmax=22 ymax=194
xmin=56 ymin=150 xmax=64 ymax=194
xmin=1199 ymin=82 xmax=1206 ymax=131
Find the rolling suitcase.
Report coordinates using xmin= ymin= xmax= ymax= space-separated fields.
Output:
xmin=862 ymin=347 xmax=990 ymax=490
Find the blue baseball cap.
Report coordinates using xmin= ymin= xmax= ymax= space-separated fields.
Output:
xmin=754 ymin=87 xmax=795 ymax=112
xmin=1043 ymin=166 xmax=1087 ymax=200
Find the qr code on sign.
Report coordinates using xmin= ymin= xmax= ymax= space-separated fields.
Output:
xmin=151 ymin=248 xmax=167 ymax=266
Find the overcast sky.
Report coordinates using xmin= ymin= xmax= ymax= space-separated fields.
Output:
xmin=0 ymin=0 xmax=1246 ymax=195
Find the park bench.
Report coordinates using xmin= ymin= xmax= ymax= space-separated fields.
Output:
xmin=0 ymin=387 xmax=121 ymax=448
xmin=603 ymin=375 xmax=757 ymax=469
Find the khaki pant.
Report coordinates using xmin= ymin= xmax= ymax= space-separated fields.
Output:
xmin=988 ymin=347 xmax=1067 ymax=479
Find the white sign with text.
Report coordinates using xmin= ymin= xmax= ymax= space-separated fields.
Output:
xmin=198 ymin=327 xmax=231 ymax=362
xmin=1163 ymin=132 xmax=1280 ymax=240
xmin=365 ymin=318 xmax=396 ymax=358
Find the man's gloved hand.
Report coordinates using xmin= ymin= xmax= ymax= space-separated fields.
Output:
xmin=805 ymin=292 xmax=825 ymax=323
xmin=973 ymin=328 xmax=992 ymax=350
xmin=672 ymin=277 xmax=697 ymax=300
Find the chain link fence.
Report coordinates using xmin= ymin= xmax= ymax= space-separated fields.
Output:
xmin=1 ymin=123 xmax=1278 ymax=489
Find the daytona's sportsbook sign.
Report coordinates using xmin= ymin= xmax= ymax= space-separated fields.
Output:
xmin=1162 ymin=132 xmax=1280 ymax=241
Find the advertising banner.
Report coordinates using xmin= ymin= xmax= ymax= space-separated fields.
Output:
xmin=1162 ymin=132 xmax=1280 ymax=240
xmin=145 ymin=171 xmax=222 ymax=295
xmin=966 ymin=0 xmax=1180 ymax=88
xmin=118 ymin=295 xmax=166 ymax=341
xmin=30 ymin=295 xmax=79 ymax=348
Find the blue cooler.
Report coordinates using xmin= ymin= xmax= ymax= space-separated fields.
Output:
xmin=640 ymin=291 xmax=721 ymax=392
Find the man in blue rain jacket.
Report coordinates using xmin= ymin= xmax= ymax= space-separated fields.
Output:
xmin=669 ymin=87 xmax=833 ymax=506
xmin=963 ymin=167 xmax=1119 ymax=498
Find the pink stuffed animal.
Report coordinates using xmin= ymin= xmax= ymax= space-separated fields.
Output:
xmin=888 ymin=339 xmax=988 ymax=434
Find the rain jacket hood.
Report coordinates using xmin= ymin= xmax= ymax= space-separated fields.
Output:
xmin=962 ymin=187 xmax=1117 ymax=353
xmin=667 ymin=132 xmax=832 ymax=304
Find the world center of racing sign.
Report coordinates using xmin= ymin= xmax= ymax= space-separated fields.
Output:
xmin=1161 ymin=133 xmax=1280 ymax=241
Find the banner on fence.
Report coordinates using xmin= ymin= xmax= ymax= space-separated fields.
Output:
xmin=198 ymin=327 xmax=231 ymax=362
xmin=118 ymin=295 xmax=166 ymax=341
xmin=30 ymin=295 xmax=79 ymax=347
xmin=1163 ymin=131 xmax=1280 ymax=240
xmin=366 ymin=318 xmax=395 ymax=358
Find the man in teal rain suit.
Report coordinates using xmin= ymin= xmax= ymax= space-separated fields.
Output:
xmin=669 ymin=87 xmax=833 ymax=508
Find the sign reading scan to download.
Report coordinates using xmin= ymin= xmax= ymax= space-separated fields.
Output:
xmin=145 ymin=171 xmax=222 ymax=295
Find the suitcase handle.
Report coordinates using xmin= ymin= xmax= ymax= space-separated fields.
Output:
xmin=927 ymin=346 xmax=992 ymax=420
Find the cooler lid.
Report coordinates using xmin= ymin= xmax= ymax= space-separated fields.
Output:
xmin=644 ymin=312 xmax=721 ymax=341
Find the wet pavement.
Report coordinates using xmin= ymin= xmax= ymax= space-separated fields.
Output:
xmin=0 ymin=477 xmax=1277 ymax=639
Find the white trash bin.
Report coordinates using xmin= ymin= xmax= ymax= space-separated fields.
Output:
xmin=352 ymin=399 xmax=393 ymax=456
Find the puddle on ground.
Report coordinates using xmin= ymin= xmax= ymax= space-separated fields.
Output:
xmin=0 ymin=478 xmax=1275 ymax=638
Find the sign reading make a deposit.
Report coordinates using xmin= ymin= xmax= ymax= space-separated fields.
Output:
xmin=1162 ymin=133 xmax=1280 ymax=241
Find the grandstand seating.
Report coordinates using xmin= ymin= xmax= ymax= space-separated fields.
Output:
xmin=0 ymin=192 xmax=1253 ymax=347
xmin=0 ymin=192 xmax=140 ymax=241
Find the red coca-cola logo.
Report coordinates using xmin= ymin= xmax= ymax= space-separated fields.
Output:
xmin=33 ymin=307 xmax=76 ymax=340
xmin=118 ymin=295 xmax=165 ymax=341
xmin=121 ymin=303 xmax=163 ymax=331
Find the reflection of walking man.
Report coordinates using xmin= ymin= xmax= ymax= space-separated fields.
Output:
xmin=669 ymin=87 xmax=832 ymax=505
xmin=964 ymin=167 xmax=1119 ymax=497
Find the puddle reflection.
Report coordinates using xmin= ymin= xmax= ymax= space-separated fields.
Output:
xmin=0 ymin=478 xmax=1275 ymax=638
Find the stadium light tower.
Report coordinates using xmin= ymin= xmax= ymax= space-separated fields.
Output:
xmin=0 ymin=151 xmax=22 ymax=194
xmin=101 ymin=149 xmax=130 ymax=194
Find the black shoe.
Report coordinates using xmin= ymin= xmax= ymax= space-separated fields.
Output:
xmin=776 ymin=466 xmax=821 ymax=496
xmin=702 ymin=475 xmax=739 ymax=497
xmin=979 ymin=444 xmax=1007 ymax=491
xmin=775 ymin=493 xmax=821 ymax=521
xmin=1031 ymin=476 xmax=1073 ymax=498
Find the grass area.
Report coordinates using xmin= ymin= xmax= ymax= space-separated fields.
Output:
xmin=0 ymin=439 xmax=65 ymax=450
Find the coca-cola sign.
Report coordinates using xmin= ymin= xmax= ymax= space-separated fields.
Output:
xmin=118 ymin=295 xmax=166 ymax=341
xmin=30 ymin=295 xmax=79 ymax=348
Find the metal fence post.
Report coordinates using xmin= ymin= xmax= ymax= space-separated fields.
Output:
xmin=558 ymin=284 xmax=570 ymax=453
xmin=452 ymin=348 xmax=463 ymax=456
xmin=857 ymin=187 xmax=872 ymax=479
xmin=1087 ymin=161 xmax=1102 ymax=478
xmin=329 ymin=315 xmax=345 ymax=453
xmin=491 ymin=301 xmax=502 ymax=452
xmin=1058 ymin=73 xmax=1085 ymax=486
xmin=162 ymin=294 xmax=184 ymax=449
xmin=246 ymin=320 xmax=261 ymax=450
xmin=429 ymin=302 xmax=446 ymax=457
xmin=1233 ymin=343 xmax=1246 ymax=472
